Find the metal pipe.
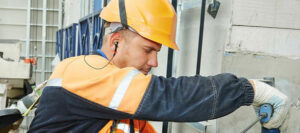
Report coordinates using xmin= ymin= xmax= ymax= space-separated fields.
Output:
xmin=58 ymin=0 xmax=62 ymax=29
xmin=172 ymin=1 xmax=182 ymax=78
xmin=75 ymin=25 xmax=79 ymax=56
xmin=196 ymin=0 xmax=206 ymax=75
xmin=25 ymin=0 xmax=31 ymax=60
xmin=58 ymin=0 xmax=63 ymax=58
xmin=90 ymin=0 xmax=94 ymax=53
xmin=41 ymin=0 xmax=47 ymax=82
xmin=163 ymin=0 xmax=177 ymax=133
xmin=98 ymin=0 xmax=107 ymax=49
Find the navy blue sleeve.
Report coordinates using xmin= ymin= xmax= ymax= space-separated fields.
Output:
xmin=133 ymin=73 xmax=254 ymax=122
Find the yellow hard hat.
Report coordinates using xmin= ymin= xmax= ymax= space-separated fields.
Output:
xmin=100 ymin=0 xmax=179 ymax=50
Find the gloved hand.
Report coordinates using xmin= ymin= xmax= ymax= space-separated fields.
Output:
xmin=9 ymin=80 xmax=47 ymax=115
xmin=251 ymin=80 xmax=290 ymax=131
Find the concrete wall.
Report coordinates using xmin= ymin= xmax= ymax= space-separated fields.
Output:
xmin=219 ymin=53 xmax=300 ymax=133
xmin=0 ymin=41 xmax=21 ymax=62
xmin=216 ymin=0 xmax=300 ymax=132
xmin=0 ymin=42 xmax=30 ymax=79
xmin=0 ymin=0 xmax=28 ymax=57
xmin=63 ymin=0 xmax=95 ymax=27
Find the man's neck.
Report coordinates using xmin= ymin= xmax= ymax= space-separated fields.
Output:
xmin=100 ymin=46 xmax=113 ymax=60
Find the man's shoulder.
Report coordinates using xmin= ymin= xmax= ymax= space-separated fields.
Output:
xmin=57 ymin=55 xmax=107 ymax=67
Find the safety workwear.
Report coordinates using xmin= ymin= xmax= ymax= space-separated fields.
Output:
xmin=100 ymin=0 xmax=179 ymax=50
xmin=28 ymin=54 xmax=255 ymax=132
xmin=99 ymin=119 xmax=155 ymax=133
xmin=252 ymin=80 xmax=289 ymax=131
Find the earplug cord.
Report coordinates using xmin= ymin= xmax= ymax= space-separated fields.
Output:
xmin=84 ymin=43 xmax=118 ymax=70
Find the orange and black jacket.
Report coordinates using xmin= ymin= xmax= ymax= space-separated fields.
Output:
xmin=29 ymin=53 xmax=254 ymax=133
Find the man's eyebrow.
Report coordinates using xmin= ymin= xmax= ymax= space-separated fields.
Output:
xmin=145 ymin=46 xmax=160 ymax=52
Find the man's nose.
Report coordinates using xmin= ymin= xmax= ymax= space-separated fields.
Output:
xmin=148 ymin=52 xmax=158 ymax=67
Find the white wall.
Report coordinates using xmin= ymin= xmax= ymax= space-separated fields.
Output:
xmin=218 ymin=0 xmax=300 ymax=132
xmin=231 ymin=0 xmax=300 ymax=29
xmin=0 ymin=0 xmax=28 ymax=57
xmin=63 ymin=0 xmax=81 ymax=27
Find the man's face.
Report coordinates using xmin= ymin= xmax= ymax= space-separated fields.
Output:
xmin=113 ymin=31 xmax=162 ymax=75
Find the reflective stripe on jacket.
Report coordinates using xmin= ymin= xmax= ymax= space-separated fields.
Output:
xmin=99 ymin=120 xmax=155 ymax=133
xmin=28 ymin=55 xmax=254 ymax=133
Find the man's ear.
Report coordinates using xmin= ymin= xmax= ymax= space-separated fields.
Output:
xmin=109 ymin=32 xmax=121 ymax=52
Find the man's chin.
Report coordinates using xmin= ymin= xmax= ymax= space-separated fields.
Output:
xmin=141 ymin=71 xmax=148 ymax=75
xmin=140 ymin=70 xmax=149 ymax=75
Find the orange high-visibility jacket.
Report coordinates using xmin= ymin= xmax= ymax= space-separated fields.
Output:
xmin=29 ymin=54 xmax=254 ymax=133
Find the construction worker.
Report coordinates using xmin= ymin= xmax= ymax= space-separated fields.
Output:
xmin=29 ymin=0 xmax=289 ymax=132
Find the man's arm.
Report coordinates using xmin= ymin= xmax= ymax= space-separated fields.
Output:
xmin=133 ymin=73 xmax=254 ymax=122
xmin=135 ymin=76 xmax=289 ymax=130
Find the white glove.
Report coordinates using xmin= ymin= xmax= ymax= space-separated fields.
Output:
xmin=17 ymin=93 xmax=40 ymax=114
xmin=251 ymin=80 xmax=289 ymax=131
xmin=17 ymin=100 xmax=28 ymax=114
